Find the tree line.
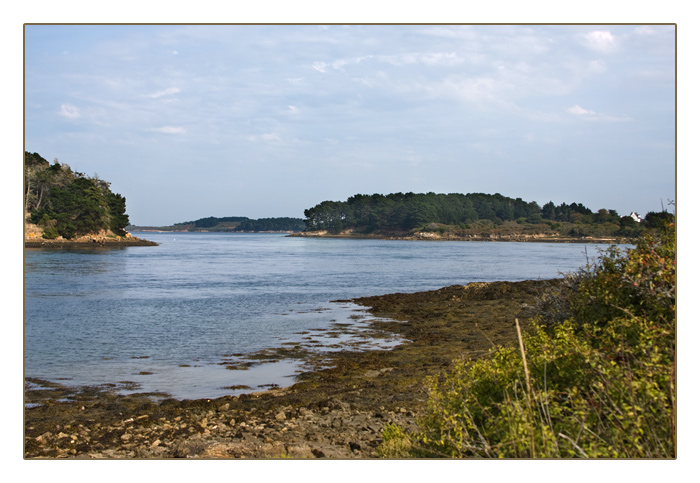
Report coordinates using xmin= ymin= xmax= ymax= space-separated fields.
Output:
xmin=233 ymin=217 xmax=305 ymax=232
xmin=303 ymin=192 xmax=673 ymax=237
xmin=162 ymin=216 xmax=305 ymax=232
xmin=25 ymin=151 xmax=130 ymax=239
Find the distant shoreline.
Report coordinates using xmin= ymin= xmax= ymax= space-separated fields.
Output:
xmin=288 ymin=231 xmax=631 ymax=244
xmin=129 ymin=228 xmax=295 ymax=234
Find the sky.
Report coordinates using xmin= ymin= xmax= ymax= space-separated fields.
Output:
xmin=23 ymin=24 xmax=676 ymax=226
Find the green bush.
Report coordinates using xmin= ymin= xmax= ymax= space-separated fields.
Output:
xmin=41 ymin=226 xmax=59 ymax=239
xmin=378 ymin=224 xmax=676 ymax=458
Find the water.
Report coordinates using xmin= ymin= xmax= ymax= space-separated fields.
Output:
xmin=24 ymin=232 xmax=618 ymax=400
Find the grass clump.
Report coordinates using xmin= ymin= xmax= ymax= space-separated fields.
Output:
xmin=378 ymin=224 xmax=675 ymax=458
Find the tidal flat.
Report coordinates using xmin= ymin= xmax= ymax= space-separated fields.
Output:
xmin=24 ymin=278 xmax=561 ymax=459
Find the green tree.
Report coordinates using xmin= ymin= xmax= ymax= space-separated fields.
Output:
xmin=107 ymin=191 xmax=129 ymax=236
xmin=542 ymin=201 xmax=556 ymax=220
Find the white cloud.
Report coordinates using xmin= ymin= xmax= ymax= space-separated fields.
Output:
xmin=152 ymin=126 xmax=186 ymax=134
xmin=597 ymin=113 xmax=633 ymax=122
xmin=420 ymin=52 xmax=463 ymax=66
xmin=633 ymin=26 xmax=657 ymax=36
xmin=567 ymin=104 xmax=596 ymax=116
xmin=582 ymin=31 xmax=617 ymax=53
xmin=439 ymin=76 xmax=498 ymax=102
xmin=60 ymin=103 xmax=80 ymax=118
xmin=331 ymin=59 xmax=350 ymax=70
xmin=247 ymin=132 xmax=282 ymax=144
xmin=378 ymin=52 xmax=463 ymax=67
xmin=566 ymin=105 xmax=632 ymax=122
xmin=316 ymin=52 xmax=462 ymax=74
xmin=147 ymin=87 xmax=181 ymax=99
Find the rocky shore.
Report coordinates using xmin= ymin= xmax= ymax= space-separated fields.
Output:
xmin=24 ymin=233 xmax=158 ymax=248
xmin=24 ymin=279 xmax=561 ymax=459
xmin=289 ymin=230 xmax=627 ymax=244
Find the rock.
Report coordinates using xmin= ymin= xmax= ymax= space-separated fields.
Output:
xmin=285 ymin=443 xmax=315 ymax=458
xmin=176 ymin=439 xmax=210 ymax=458
xmin=36 ymin=431 xmax=52 ymax=442
xmin=200 ymin=442 xmax=239 ymax=458
xmin=261 ymin=441 xmax=286 ymax=456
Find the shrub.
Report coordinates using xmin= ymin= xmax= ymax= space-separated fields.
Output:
xmin=376 ymin=423 xmax=413 ymax=458
xmin=379 ymin=224 xmax=676 ymax=458
xmin=41 ymin=226 xmax=59 ymax=239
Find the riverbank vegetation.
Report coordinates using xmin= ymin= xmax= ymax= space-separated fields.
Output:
xmin=377 ymin=223 xmax=676 ymax=458
xmin=303 ymin=192 xmax=673 ymax=240
xmin=24 ymin=151 xmax=130 ymax=239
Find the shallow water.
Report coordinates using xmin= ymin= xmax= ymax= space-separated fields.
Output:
xmin=24 ymin=232 xmax=622 ymax=399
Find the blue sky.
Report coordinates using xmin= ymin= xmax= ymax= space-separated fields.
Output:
xmin=24 ymin=24 xmax=676 ymax=226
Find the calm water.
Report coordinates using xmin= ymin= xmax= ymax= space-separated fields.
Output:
xmin=24 ymin=232 xmax=617 ymax=399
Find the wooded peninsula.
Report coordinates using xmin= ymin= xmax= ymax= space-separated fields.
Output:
xmin=24 ymin=151 xmax=157 ymax=247
xmin=295 ymin=192 xmax=673 ymax=242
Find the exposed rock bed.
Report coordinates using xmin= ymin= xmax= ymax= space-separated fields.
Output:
xmin=25 ymin=234 xmax=158 ymax=248
xmin=24 ymin=279 xmax=562 ymax=459
xmin=24 ymin=386 xmax=415 ymax=458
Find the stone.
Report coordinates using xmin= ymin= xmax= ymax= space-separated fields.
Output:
xmin=285 ymin=443 xmax=315 ymax=458
xmin=176 ymin=439 xmax=210 ymax=458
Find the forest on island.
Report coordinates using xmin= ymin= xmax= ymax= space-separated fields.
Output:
xmin=24 ymin=151 xmax=130 ymax=239
xmin=303 ymin=192 xmax=673 ymax=239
